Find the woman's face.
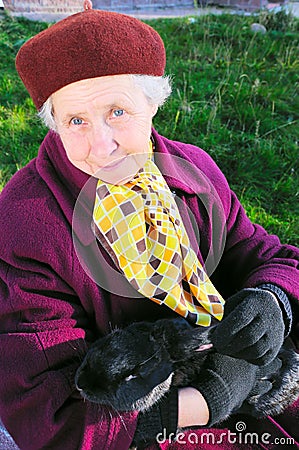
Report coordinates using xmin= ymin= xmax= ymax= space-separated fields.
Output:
xmin=52 ymin=75 xmax=158 ymax=184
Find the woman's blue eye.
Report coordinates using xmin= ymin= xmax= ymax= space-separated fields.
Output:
xmin=113 ymin=109 xmax=124 ymax=117
xmin=71 ymin=118 xmax=83 ymax=125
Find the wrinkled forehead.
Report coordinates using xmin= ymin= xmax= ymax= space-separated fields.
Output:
xmin=51 ymin=74 xmax=147 ymax=116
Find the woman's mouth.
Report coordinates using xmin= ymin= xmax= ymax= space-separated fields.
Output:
xmin=94 ymin=152 xmax=148 ymax=185
xmin=101 ymin=157 xmax=126 ymax=171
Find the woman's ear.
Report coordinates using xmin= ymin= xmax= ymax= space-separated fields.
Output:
xmin=151 ymin=104 xmax=159 ymax=117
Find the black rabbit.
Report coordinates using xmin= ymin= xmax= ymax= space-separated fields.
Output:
xmin=75 ymin=318 xmax=299 ymax=418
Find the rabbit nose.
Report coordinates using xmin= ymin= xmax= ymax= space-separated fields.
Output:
xmin=76 ymin=377 xmax=87 ymax=393
xmin=75 ymin=369 xmax=87 ymax=392
xmin=75 ymin=376 xmax=83 ymax=392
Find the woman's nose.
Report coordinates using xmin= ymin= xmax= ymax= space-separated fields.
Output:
xmin=89 ymin=123 xmax=116 ymax=158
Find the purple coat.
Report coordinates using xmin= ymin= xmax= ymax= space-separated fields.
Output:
xmin=0 ymin=129 xmax=298 ymax=450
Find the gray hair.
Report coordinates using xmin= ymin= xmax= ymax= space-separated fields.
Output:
xmin=38 ymin=74 xmax=172 ymax=130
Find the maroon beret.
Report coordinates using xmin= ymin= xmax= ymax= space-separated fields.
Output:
xmin=15 ymin=9 xmax=166 ymax=110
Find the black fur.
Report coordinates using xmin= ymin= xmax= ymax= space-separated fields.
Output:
xmin=75 ymin=318 xmax=299 ymax=417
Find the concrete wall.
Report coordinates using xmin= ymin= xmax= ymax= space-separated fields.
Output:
xmin=3 ymin=0 xmax=194 ymax=13
xmin=93 ymin=0 xmax=194 ymax=11
xmin=3 ymin=1 xmax=80 ymax=12
xmin=3 ymin=0 xmax=270 ymax=13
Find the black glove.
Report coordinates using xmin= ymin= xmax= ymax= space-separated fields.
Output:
xmin=237 ymin=355 xmax=283 ymax=417
xmin=190 ymin=352 xmax=259 ymax=426
xmin=211 ymin=287 xmax=285 ymax=365
xmin=132 ymin=387 xmax=178 ymax=449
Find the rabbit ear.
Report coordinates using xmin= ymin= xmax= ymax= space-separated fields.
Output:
xmin=149 ymin=320 xmax=188 ymax=353
xmin=149 ymin=319 xmax=215 ymax=361
xmin=195 ymin=343 xmax=214 ymax=352
xmin=180 ymin=328 xmax=212 ymax=350
xmin=149 ymin=321 xmax=168 ymax=343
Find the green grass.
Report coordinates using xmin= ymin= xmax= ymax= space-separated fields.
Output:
xmin=0 ymin=11 xmax=298 ymax=245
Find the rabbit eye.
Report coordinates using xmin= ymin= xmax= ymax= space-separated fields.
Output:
xmin=125 ymin=374 xmax=138 ymax=382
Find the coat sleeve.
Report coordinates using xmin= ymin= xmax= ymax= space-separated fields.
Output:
xmin=0 ymin=179 xmax=137 ymax=450
xmin=0 ymin=259 xmax=138 ymax=450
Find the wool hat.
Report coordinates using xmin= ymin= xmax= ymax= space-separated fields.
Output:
xmin=15 ymin=9 xmax=166 ymax=110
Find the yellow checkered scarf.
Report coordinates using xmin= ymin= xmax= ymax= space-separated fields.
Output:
xmin=93 ymin=151 xmax=224 ymax=326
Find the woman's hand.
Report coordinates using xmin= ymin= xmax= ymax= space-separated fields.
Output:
xmin=211 ymin=287 xmax=285 ymax=365
xmin=178 ymin=387 xmax=209 ymax=428
xmin=189 ymin=352 xmax=259 ymax=426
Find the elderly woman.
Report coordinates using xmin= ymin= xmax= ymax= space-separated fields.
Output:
xmin=0 ymin=6 xmax=298 ymax=450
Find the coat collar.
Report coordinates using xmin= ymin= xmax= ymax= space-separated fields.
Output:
xmin=151 ymin=128 xmax=215 ymax=196
xmin=36 ymin=129 xmax=213 ymax=246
